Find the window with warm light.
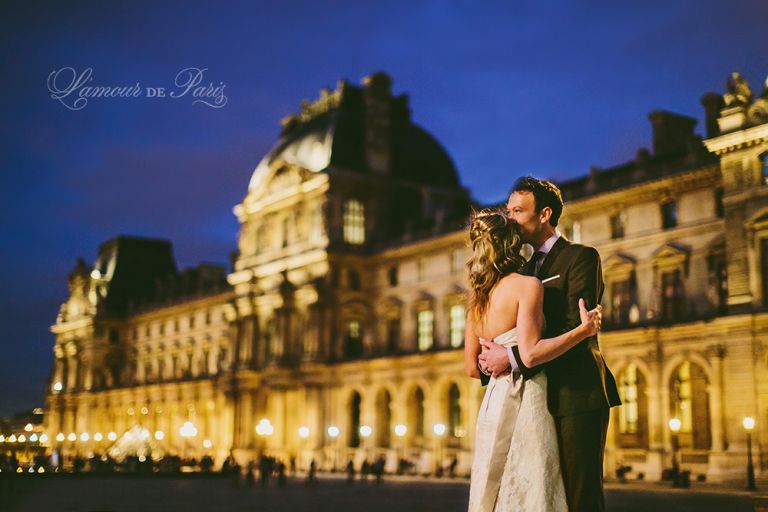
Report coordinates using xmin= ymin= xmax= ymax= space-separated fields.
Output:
xmin=417 ymin=310 xmax=434 ymax=351
xmin=619 ymin=364 xmax=638 ymax=434
xmin=343 ymin=199 xmax=365 ymax=245
xmin=449 ymin=305 xmax=466 ymax=348
xmin=672 ymin=361 xmax=692 ymax=433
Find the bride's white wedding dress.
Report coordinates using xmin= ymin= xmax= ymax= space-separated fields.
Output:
xmin=468 ymin=327 xmax=567 ymax=512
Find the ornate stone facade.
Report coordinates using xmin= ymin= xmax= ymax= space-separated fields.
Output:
xmin=45 ymin=72 xmax=768 ymax=482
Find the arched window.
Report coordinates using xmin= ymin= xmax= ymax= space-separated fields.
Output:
xmin=670 ymin=361 xmax=711 ymax=449
xmin=447 ymin=384 xmax=462 ymax=438
xmin=375 ymin=389 xmax=392 ymax=447
xmin=348 ymin=392 xmax=362 ymax=448
xmin=343 ymin=199 xmax=365 ymax=245
xmin=617 ymin=363 xmax=648 ymax=448
xmin=407 ymin=387 xmax=425 ymax=439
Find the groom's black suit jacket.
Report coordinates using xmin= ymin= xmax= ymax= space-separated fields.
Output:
xmin=482 ymin=236 xmax=621 ymax=417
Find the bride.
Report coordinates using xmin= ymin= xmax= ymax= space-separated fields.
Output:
xmin=463 ymin=208 xmax=602 ymax=512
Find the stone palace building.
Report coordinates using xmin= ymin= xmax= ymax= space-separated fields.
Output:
xmin=44 ymin=71 xmax=768 ymax=482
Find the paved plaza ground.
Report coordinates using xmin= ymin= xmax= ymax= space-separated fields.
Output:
xmin=0 ymin=474 xmax=761 ymax=512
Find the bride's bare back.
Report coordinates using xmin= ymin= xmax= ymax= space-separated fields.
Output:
xmin=472 ymin=272 xmax=542 ymax=340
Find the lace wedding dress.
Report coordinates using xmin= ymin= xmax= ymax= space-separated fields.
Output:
xmin=468 ymin=327 xmax=567 ymax=512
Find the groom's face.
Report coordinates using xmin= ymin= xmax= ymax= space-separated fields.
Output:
xmin=506 ymin=191 xmax=544 ymax=244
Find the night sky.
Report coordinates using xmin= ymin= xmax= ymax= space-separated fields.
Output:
xmin=1 ymin=0 xmax=766 ymax=416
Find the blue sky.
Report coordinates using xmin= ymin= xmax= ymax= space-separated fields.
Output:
xmin=1 ymin=0 xmax=766 ymax=415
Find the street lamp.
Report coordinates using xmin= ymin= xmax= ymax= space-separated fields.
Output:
xmin=360 ymin=425 xmax=372 ymax=462
xmin=180 ymin=421 xmax=198 ymax=459
xmin=668 ymin=418 xmax=682 ymax=487
xmin=433 ymin=423 xmax=446 ymax=476
xmin=394 ymin=424 xmax=407 ymax=473
xmin=298 ymin=426 xmax=310 ymax=471
xmin=24 ymin=423 xmax=33 ymax=432
xmin=743 ymin=416 xmax=757 ymax=491
xmin=327 ymin=425 xmax=340 ymax=471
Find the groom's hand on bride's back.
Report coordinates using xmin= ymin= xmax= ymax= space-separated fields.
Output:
xmin=478 ymin=340 xmax=511 ymax=377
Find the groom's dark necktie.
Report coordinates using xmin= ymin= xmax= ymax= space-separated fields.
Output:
xmin=525 ymin=251 xmax=545 ymax=277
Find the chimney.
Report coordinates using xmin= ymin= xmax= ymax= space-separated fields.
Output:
xmin=647 ymin=111 xmax=698 ymax=157
xmin=700 ymin=93 xmax=725 ymax=139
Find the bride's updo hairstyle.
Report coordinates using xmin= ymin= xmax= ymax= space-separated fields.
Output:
xmin=466 ymin=208 xmax=526 ymax=320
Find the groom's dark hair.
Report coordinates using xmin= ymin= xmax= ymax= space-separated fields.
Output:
xmin=510 ymin=176 xmax=564 ymax=227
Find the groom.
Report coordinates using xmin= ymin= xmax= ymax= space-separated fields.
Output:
xmin=478 ymin=176 xmax=621 ymax=512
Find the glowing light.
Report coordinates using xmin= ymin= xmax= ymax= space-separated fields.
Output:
xmin=24 ymin=423 xmax=33 ymax=432
xmin=359 ymin=425 xmax=372 ymax=438
xmin=17 ymin=435 xmax=25 ymax=443
xmin=138 ymin=455 xmax=146 ymax=462
xmin=179 ymin=421 xmax=198 ymax=438
xmin=56 ymin=433 xmax=65 ymax=442
xmin=28 ymin=467 xmax=34 ymax=473
xmin=37 ymin=467 xmax=45 ymax=473
xmin=127 ymin=408 xmax=135 ymax=416
xmin=394 ymin=424 xmax=407 ymax=437
xmin=668 ymin=418 xmax=681 ymax=432
xmin=68 ymin=433 xmax=77 ymax=442
xmin=53 ymin=382 xmax=63 ymax=392
xmin=298 ymin=426 xmax=310 ymax=439
xmin=29 ymin=434 xmax=38 ymax=442
xmin=255 ymin=419 xmax=273 ymax=436
xmin=433 ymin=423 xmax=447 ymax=436
xmin=8 ymin=435 xmax=17 ymax=443
xmin=141 ymin=407 xmax=149 ymax=415
xmin=203 ymin=439 xmax=213 ymax=449
xmin=154 ymin=430 xmax=165 ymax=440
xmin=743 ymin=417 xmax=756 ymax=431
xmin=94 ymin=432 xmax=103 ymax=441
xmin=327 ymin=425 xmax=340 ymax=438
xmin=80 ymin=432 xmax=89 ymax=442
xmin=16 ymin=467 xmax=22 ymax=473
xmin=91 ymin=269 xmax=101 ymax=279
xmin=107 ymin=432 xmax=117 ymax=441
xmin=39 ymin=433 xmax=48 ymax=443
xmin=0 ymin=435 xmax=4 ymax=443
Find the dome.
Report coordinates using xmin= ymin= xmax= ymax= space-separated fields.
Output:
xmin=247 ymin=74 xmax=461 ymax=193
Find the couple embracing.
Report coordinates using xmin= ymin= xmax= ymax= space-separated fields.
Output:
xmin=464 ymin=177 xmax=622 ymax=512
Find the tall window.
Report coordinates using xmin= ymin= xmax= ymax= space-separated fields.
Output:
xmin=310 ymin=204 xmax=323 ymax=242
xmin=282 ymin=215 xmax=291 ymax=247
xmin=661 ymin=200 xmax=677 ymax=229
xmin=408 ymin=387 xmax=425 ymax=438
xmin=661 ymin=269 xmax=685 ymax=320
xmin=345 ymin=320 xmax=363 ymax=358
xmin=388 ymin=266 xmax=398 ymax=287
xmin=670 ymin=361 xmax=712 ymax=449
xmin=761 ymin=153 xmax=768 ymax=186
xmin=619 ymin=364 xmax=639 ymax=434
xmin=343 ymin=199 xmax=365 ymax=245
xmin=610 ymin=211 xmax=626 ymax=239
xmin=348 ymin=392 xmax=361 ymax=448
xmin=375 ymin=389 xmax=392 ymax=448
xmin=448 ymin=384 xmax=462 ymax=438
xmin=714 ymin=188 xmax=724 ymax=218
xmin=565 ymin=220 xmax=582 ymax=243
xmin=386 ymin=318 xmax=400 ymax=353
xmin=417 ymin=310 xmax=434 ymax=351
xmin=348 ymin=270 xmax=361 ymax=291
xmin=449 ymin=305 xmax=466 ymax=348
xmin=610 ymin=276 xmax=634 ymax=325
xmin=451 ymin=250 xmax=464 ymax=274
